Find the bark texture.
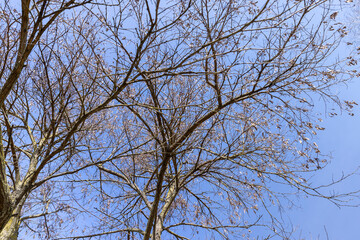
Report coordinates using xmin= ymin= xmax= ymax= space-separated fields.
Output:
xmin=0 ymin=209 xmax=20 ymax=240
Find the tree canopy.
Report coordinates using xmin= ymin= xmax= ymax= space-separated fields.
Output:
xmin=0 ymin=0 xmax=358 ymax=239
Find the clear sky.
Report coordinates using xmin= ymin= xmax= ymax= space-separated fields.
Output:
xmin=286 ymin=3 xmax=360 ymax=237
xmin=288 ymin=82 xmax=360 ymax=239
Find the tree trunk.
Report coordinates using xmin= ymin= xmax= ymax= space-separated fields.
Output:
xmin=0 ymin=208 xmax=21 ymax=240
xmin=154 ymin=218 xmax=163 ymax=240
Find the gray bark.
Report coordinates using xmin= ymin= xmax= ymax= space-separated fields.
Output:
xmin=154 ymin=217 xmax=163 ymax=240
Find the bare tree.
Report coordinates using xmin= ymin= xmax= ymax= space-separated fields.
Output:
xmin=0 ymin=0 xmax=134 ymax=239
xmin=0 ymin=0 xmax=358 ymax=239
xmin=52 ymin=0 xmax=357 ymax=239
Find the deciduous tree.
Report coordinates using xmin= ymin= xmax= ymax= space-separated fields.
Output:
xmin=0 ymin=0 xmax=358 ymax=239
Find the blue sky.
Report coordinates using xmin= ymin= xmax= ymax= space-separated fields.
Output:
xmin=287 ymin=27 xmax=360 ymax=239
xmin=248 ymin=3 xmax=360 ymax=239
xmin=288 ymin=81 xmax=360 ymax=239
